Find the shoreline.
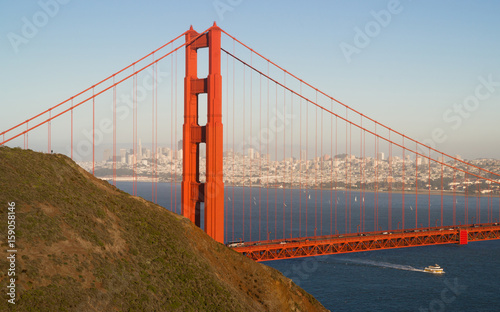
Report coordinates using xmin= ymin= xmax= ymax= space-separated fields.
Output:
xmin=98 ymin=176 xmax=500 ymax=197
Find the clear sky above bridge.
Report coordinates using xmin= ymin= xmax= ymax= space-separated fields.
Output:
xmin=1 ymin=0 xmax=499 ymax=159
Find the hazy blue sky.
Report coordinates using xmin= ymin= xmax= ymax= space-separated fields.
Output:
xmin=1 ymin=0 xmax=499 ymax=159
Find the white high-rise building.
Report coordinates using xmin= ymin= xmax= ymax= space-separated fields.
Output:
xmin=248 ymin=148 xmax=255 ymax=159
xmin=165 ymin=148 xmax=173 ymax=161
xmin=127 ymin=154 xmax=135 ymax=166
xmin=138 ymin=139 xmax=142 ymax=161
xmin=103 ymin=149 xmax=111 ymax=162
xmin=300 ymin=149 xmax=307 ymax=161
xmin=120 ymin=149 xmax=127 ymax=163
xmin=416 ymin=156 xmax=422 ymax=165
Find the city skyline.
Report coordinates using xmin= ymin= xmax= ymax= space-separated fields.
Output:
xmin=82 ymin=141 xmax=500 ymax=196
xmin=100 ymin=139 xmax=475 ymax=164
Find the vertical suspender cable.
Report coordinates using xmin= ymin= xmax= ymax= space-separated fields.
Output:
xmin=335 ymin=116 xmax=338 ymax=234
xmin=71 ymin=98 xmax=73 ymax=159
xmin=133 ymin=66 xmax=137 ymax=196
xmin=345 ymin=108 xmax=348 ymax=233
xmin=452 ymin=159 xmax=456 ymax=225
xmin=242 ymin=63 xmax=246 ymax=241
xmin=266 ymin=61 xmax=270 ymax=240
xmin=330 ymin=99 xmax=333 ymax=235
xmin=152 ymin=59 xmax=155 ymax=201
xmin=249 ymin=53 xmax=252 ymax=242
xmin=315 ymin=92 xmax=318 ymax=236
xmin=170 ymin=49 xmax=174 ymax=212
xmin=290 ymin=91 xmax=293 ymax=238
xmin=155 ymin=57 xmax=158 ymax=203
xmin=349 ymin=123 xmax=352 ymax=233
xmin=283 ymin=73 xmax=286 ymax=239
xmin=388 ymin=131 xmax=392 ymax=230
xmin=415 ymin=142 xmax=418 ymax=228
xmin=113 ymin=75 xmax=116 ymax=186
xmin=429 ymin=148 xmax=432 ymax=228
xmin=402 ymin=137 xmax=405 ymax=229
xmin=232 ymin=42 xmax=236 ymax=241
xmin=374 ymin=124 xmax=378 ymax=231
xmin=360 ymin=118 xmax=364 ymax=231
xmin=441 ymin=153 xmax=444 ymax=226
xmin=305 ymin=88 xmax=308 ymax=237
xmin=299 ymin=83 xmax=303 ymax=237
xmin=259 ymin=72 xmax=262 ymax=241
xmin=93 ymin=88 xmax=95 ymax=175
xmin=275 ymin=82 xmax=278 ymax=239
xmin=48 ymin=110 xmax=51 ymax=153
xmin=363 ymin=129 xmax=366 ymax=232
xmin=477 ymin=171 xmax=480 ymax=223
xmin=320 ymin=97 xmax=323 ymax=235
xmin=174 ymin=51 xmax=178 ymax=210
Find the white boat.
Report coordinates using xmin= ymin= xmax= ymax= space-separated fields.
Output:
xmin=424 ymin=264 xmax=445 ymax=274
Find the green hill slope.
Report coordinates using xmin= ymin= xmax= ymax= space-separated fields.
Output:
xmin=0 ymin=147 xmax=328 ymax=311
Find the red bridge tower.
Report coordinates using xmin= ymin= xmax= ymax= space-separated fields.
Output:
xmin=181 ymin=23 xmax=224 ymax=243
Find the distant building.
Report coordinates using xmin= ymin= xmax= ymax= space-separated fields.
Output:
xmin=416 ymin=157 xmax=422 ymax=165
xmin=127 ymin=154 xmax=135 ymax=166
xmin=120 ymin=149 xmax=127 ymax=163
xmin=103 ymin=149 xmax=111 ymax=162
xmin=166 ymin=148 xmax=173 ymax=161
xmin=248 ymin=148 xmax=255 ymax=159
xmin=300 ymin=149 xmax=307 ymax=161
xmin=138 ymin=139 xmax=142 ymax=161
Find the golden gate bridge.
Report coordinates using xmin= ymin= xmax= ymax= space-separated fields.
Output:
xmin=2 ymin=23 xmax=500 ymax=261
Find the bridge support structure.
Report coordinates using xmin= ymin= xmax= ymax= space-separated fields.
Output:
xmin=459 ymin=229 xmax=468 ymax=244
xmin=181 ymin=23 xmax=224 ymax=243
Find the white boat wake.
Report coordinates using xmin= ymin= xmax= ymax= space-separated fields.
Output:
xmin=340 ymin=258 xmax=426 ymax=273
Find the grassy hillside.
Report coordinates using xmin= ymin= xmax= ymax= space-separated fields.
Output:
xmin=0 ymin=147 xmax=328 ymax=311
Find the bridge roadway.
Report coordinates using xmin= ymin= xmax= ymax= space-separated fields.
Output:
xmin=231 ymin=223 xmax=500 ymax=262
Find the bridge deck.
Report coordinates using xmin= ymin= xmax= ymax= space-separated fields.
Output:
xmin=232 ymin=223 xmax=500 ymax=262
